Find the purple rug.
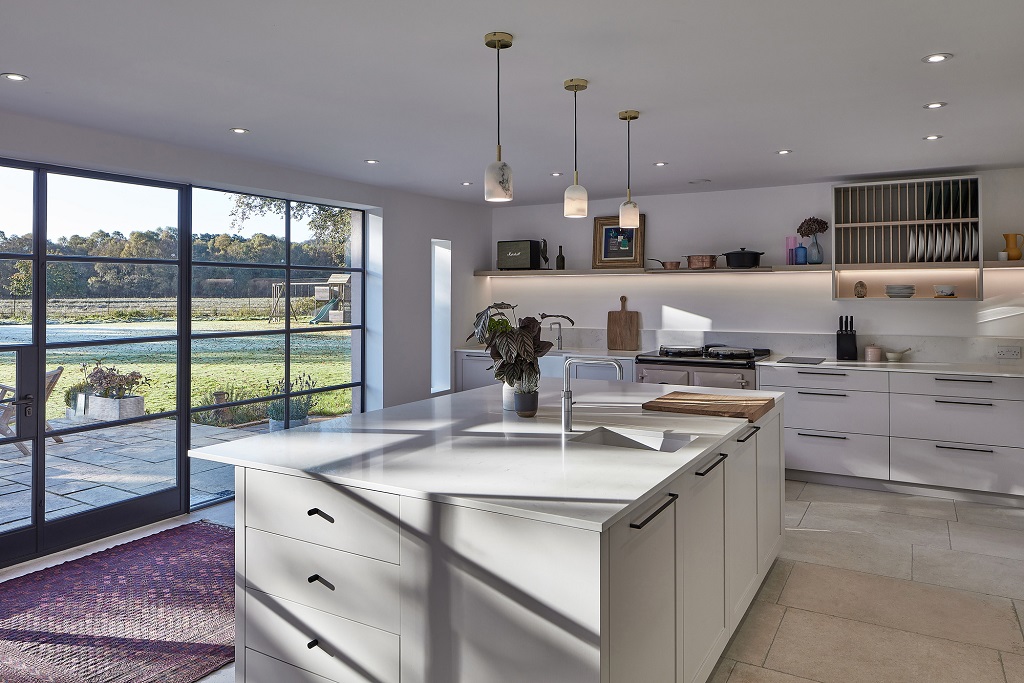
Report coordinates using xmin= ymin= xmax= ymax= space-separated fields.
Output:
xmin=0 ymin=521 xmax=234 ymax=683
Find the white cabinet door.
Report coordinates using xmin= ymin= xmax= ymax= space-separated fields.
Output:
xmin=677 ymin=450 xmax=728 ymax=683
xmin=890 ymin=393 xmax=1024 ymax=447
xmin=725 ymin=435 xmax=759 ymax=630
xmin=608 ymin=489 xmax=678 ymax=682
xmin=755 ymin=416 xmax=784 ymax=574
xmin=761 ymin=385 xmax=888 ymax=435
xmin=784 ymin=428 xmax=890 ymax=479
xmin=456 ymin=352 xmax=498 ymax=391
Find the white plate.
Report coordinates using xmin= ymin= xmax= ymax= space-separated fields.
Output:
xmin=886 ymin=293 xmax=915 ymax=298
xmin=907 ymin=229 xmax=918 ymax=262
xmin=952 ymin=227 xmax=962 ymax=261
xmin=926 ymin=228 xmax=934 ymax=262
xmin=942 ymin=225 xmax=952 ymax=261
xmin=972 ymin=226 xmax=980 ymax=260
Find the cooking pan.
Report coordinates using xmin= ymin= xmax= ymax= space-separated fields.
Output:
xmin=683 ymin=254 xmax=719 ymax=270
xmin=648 ymin=258 xmax=681 ymax=270
xmin=723 ymin=248 xmax=765 ymax=269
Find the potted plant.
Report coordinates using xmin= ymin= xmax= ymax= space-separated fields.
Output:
xmin=484 ymin=316 xmax=554 ymax=418
xmin=468 ymin=302 xmax=519 ymax=409
xmin=797 ymin=216 xmax=830 ymax=265
xmin=266 ymin=373 xmax=318 ymax=431
xmin=84 ymin=364 xmax=150 ymax=420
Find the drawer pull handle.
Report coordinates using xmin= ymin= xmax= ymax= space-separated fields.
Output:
xmin=695 ymin=453 xmax=728 ymax=477
xmin=307 ymin=508 xmax=336 ymax=523
xmin=935 ymin=444 xmax=995 ymax=454
xmin=308 ymin=574 xmax=336 ymax=591
xmin=934 ymin=399 xmax=994 ymax=407
xmin=797 ymin=391 xmax=848 ymax=398
xmin=797 ymin=432 xmax=848 ymax=440
xmin=629 ymin=493 xmax=678 ymax=529
xmin=935 ymin=377 xmax=994 ymax=384
xmin=736 ymin=425 xmax=761 ymax=443
xmin=307 ymin=639 xmax=319 ymax=649
xmin=797 ymin=371 xmax=847 ymax=376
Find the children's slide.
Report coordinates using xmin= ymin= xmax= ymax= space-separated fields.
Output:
xmin=308 ymin=297 xmax=339 ymax=324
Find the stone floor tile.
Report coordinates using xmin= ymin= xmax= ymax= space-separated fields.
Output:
xmin=955 ymin=500 xmax=1024 ymax=532
xmin=128 ymin=481 xmax=176 ymax=496
xmin=779 ymin=562 xmax=1024 ymax=654
xmin=912 ymin=545 xmax=1024 ymax=601
xmin=785 ymin=501 xmax=809 ymax=528
xmin=781 ymin=528 xmax=912 ymax=579
xmin=65 ymin=485 xmax=137 ymax=507
xmin=757 ymin=558 xmax=794 ymax=604
xmin=0 ymin=481 xmax=28 ymax=495
xmin=707 ymin=657 xmax=735 ymax=683
xmin=764 ymin=608 xmax=1005 ymax=683
xmin=44 ymin=493 xmax=86 ymax=513
xmin=0 ymin=488 xmax=31 ymax=519
xmin=196 ymin=663 xmax=235 ymax=683
xmin=1003 ymin=652 xmax=1024 ymax=683
xmin=724 ymin=601 xmax=787 ymax=666
xmin=189 ymin=457 xmax=228 ymax=473
xmin=190 ymin=488 xmax=220 ymax=507
xmin=799 ymin=502 xmax=950 ymax=548
xmin=45 ymin=503 xmax=95 ymax=520
xmin=785 ymin=480 xmax=805 ymax=501
xmin=191 ymin=466 xmax=236 ymax=495
xmin=0 ymin=517 xmax=31 ymax=533
xmin=727 ymin=663 xmax=823 ymax=683
xmin=44 ymin=478 xmax=100 ymax=496
xmin=950 ymin=521 xmax=1024 ymax=561
xmin=798 ymin=482 xmax=956 ymax=520
xmin=2 ymin=471 xmax=32 ymax=486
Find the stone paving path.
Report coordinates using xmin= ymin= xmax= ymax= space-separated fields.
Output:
xmin=0 ymin=418 xmax=263 ymax=533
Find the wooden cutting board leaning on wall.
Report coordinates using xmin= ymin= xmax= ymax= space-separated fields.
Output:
xmin=607 ymin=295 xmax=640 ymax=351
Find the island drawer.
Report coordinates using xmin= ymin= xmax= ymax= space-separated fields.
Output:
xmin=246 ymin=469 xmax=400 ymax=564
xmin=245 ymin=591 xmax=400 ymax=683
xmin=246 ymin=528 xmax=400 ymax=634
xmin=246 ymin=648 xmax=340 ymax=683
xmin=889 ymin=394 xmax=1024 ymax=447
xmin=759 ymin=365 xmax=888 ymax=392
xmin=783 ymin=428 xmax=889 ymax=479
xmin=761 ymin=385 xmax=888 ymax=436
xmin=890 ymin=437 xmax=1024 ymax=496
xmin=889 ymin=372 xmax=1024 ymax=401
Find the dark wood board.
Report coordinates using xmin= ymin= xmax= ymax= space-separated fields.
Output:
xmin=607 ymin=295 xmax=640 ymax=351
xmin=641 ymin=391 xmax=775 ymax=422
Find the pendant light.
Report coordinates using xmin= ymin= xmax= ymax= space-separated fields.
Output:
xmin=484 ymin=32 xmax=513 ymax=202
xmin=618 ymin=110 xmax=640 ymax=228
xmin=563 ymin=78 xmax=588 ymax=217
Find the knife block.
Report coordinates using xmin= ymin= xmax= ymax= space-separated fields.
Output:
xmin=837 ymin=331 xmax=858 ymax=361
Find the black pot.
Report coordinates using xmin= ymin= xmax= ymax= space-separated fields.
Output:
xmin=514 ymin=392 xmax=539 ymax=417
xmin=723 ymin=248 xmax=764 ymax=268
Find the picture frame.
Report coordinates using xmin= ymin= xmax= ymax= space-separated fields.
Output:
xmin=592 ymin=214 xmax=645 ymax=269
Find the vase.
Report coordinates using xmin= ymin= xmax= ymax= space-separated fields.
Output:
xmin=502 ymin=383 xmax=516 ymax=410
xmin=1003 ymin=233 xmax=1024 ymax=261
xmin=84 ymin=395 xmax=144 ymax=420
xmin=514 ymin=392 xmax=539 ymax=418
xmin=806 ymin=234 xmax=825 ymax=264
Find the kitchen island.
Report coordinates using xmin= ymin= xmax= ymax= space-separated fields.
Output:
xmin=190 ymin=380 xmax=784 ymax=683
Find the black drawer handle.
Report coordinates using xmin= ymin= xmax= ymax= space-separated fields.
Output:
xmin=935 ymin=377 xmax=994 ymax=384
xmin=629 ymin=493 xmax=678 ymax=529
xmin=936 ymin=444 xmax=995 ymax=454
xmin=308 ymin=574 xmax=336 ymax=591
xmin=307 ymin=638 xmax=320 ymax=649
xmin=695 ymin=453 xmax=728 ymax=477
xmin=797 ymin=432 xmax=848 ymax=440
xmin=934 ymin=399 xmax=994 ymax=407
xmin=797 ymin=371 xmax=847 ymax=376
xmin=736 ymin=425 xmax=761 ymax=443
xmin=307 ymin=508 xmax=336 ymax=523
xmin=797 ymin=390 xmax=848 ymax=398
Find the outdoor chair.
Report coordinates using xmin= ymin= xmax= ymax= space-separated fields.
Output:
xmin=0 ymin=366 xmax=65 ymax=456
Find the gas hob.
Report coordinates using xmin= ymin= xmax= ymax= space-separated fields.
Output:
xmin=635 ymin=345 xmax=771 ymax=368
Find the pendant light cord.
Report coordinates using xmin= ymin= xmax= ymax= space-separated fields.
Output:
xmin=573 ymin=90 xmax=578 ymax=177
xmin=496 ymin=46 xmax=501 ymax=148
xmin=626 ymin=118 xmax=632 ymax=196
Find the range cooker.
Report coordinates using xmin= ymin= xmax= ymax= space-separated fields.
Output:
xmin=635 ymin=344 xmax=771 ymax=390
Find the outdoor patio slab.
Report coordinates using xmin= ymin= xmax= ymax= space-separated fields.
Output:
xmin=65 ymin=485 xmax=139 ymax=507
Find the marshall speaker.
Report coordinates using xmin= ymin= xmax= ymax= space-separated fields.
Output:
xmin=497 ymin=239 xmax=547 ymax=270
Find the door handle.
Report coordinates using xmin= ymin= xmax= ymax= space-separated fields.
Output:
xmin=629 ymin=493 xmax=678 ymax=529
xmin=797 ymin=371 xmax=847 ymax=376
xmin=797 ymin=432 xmax=848 ymax=440
xmin=934 ymin=377 xmax=993 ymax=384
xmin=736 ymin=425 xmax=760 ymax=443
xmin=797 ymin=391 xmax=848 ymax=397
xmin=694 ymin=453 xmax=728 ymax=476
xmin=935 ymin=444 xmax=994 ymax=454
xmin=934 ymin=399 xmax=994 ymax=407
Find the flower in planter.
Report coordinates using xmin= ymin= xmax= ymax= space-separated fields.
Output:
xmin=266 ymin=373 xmax=319 ymax=421
xmin=86 ymin=366 xmax=150 ymax=399
xmin=797 ymin=216 xmax=830 ymax=238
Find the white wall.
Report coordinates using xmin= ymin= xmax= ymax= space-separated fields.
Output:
xmin=488 ymin=169 xmax=1024 ymax=339
xmin=0 ymin=108 xmax=492 ymax=407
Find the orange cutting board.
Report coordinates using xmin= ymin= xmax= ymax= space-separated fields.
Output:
xmin=641 ymin=391 xmax=775 ymax=422
xmin=607 ymin=295 xmax=640 ymax=351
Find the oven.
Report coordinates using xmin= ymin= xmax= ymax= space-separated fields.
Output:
xmin=635 ymin=345 xmax=769 ymax=390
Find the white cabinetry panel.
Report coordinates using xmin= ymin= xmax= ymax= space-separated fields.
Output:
xmin=762 ymin=385 xmax=887 ymax=435
xmin=755 ymin=416 xmax=784 ymax=575
xmin=246 ymin=648 xmax=341 ymax=683
xmin=890 ymin=372 xmax=1024 ymax=400
xmin=759 ymin=365 xmax=888 ymax=392
xmin=890 ymin=394 xmax=1024 ymax=447
xmin=455 ymin=352 xmax=498 ymax=392
xmin=784 ymin=428 xmax=889 ymax=479
xmin=890 ymin=437 xmax=1024 ymax=496
xmin=726 ymin=437 xmax=759 ymax=629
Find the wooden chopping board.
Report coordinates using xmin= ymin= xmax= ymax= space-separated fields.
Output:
xmin=607 ymin=295 xmax=640 ymax=351
xmin=642 ymin=391 xmax=775 ymax=423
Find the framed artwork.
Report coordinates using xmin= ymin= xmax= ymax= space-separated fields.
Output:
xmin=592 ymin=214 xmax=645 ymax=269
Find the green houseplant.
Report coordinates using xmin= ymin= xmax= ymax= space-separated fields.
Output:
xmin=266 ymin=373 xmax=319 ymax=431
xmin=484 ymin=316 xmax=554 ymax=417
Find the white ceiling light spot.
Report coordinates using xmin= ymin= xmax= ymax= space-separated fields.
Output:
xmin=924 ymin=102 xmax=948 ymax=109
xmin=461 ymin=181 xmax=473 ymax=186
xmin=551 ymin=172 xmax=563 ymax=176
xmin=653 ymin=162 xmax=668 ymax=167
xmin=923 ymin=134 xmax=943 ymax=140
xmin=229 ymin=127 xmax=249 ymax=134
xmin=922 ymin=53 xmax=953 ymax=63
xmin=1 ymin=73 xmax=28 ymax=82
xmin=777 ymin=149 xmax=792 ymax=155
xmin=365 ymin=159 xmax=380 ymax=164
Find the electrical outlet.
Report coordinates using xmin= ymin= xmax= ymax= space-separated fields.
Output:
xmin=997 ymin=346 xmax=1021 ymax=359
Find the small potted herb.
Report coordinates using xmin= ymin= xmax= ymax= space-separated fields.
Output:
xmin=266 ymin=373 xmax=318 ymax=431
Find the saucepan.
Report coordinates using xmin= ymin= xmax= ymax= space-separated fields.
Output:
xmin=648 ymin=258 xmax=681 ymax=270
xmin=683 ymin=254 xmax=719 ymax=270
xmin=723 ymin=248 xmax=765 ymax=269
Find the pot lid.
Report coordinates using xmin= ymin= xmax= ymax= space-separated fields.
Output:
xmin=724 ymin=248 xmax=765 ymax=255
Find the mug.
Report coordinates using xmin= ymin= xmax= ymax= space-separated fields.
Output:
xmin=999 ymin=251 xmax=1010 ymax=261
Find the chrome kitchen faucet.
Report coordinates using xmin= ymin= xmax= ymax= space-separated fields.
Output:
xmin=549 ymin=322 xmax=563 ymax=350
xmin=562 ymin=357 xmax=623 ymax=433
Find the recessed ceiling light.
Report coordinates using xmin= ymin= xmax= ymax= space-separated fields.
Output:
xmin=922 ymin=53 xmax=953 ymax=63
xmin=1 ymin=73 xmax=28 ymax=82
xmin=923 ymin=134 xmax=943 ymax=141
xmin=924 ymin=102 xmax=948 ymax=109
xmin=777 ymin=149 xmax=792 ymax=155
xmin=229 ymin=127 xmax=249 ymax=134
xmin=461 ymin=181 xmax=473 ymax=186
xmin=550 ymin=172 xmax=563 ymax=177
xmin=653 ymin=162 xmax=668 ymax=167
xmin=365 ymin=159 xmax=380 ymax=164
xmin=688 ymin=179 xmax=712 ymax=184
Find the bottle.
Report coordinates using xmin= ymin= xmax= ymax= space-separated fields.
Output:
xmin=794 ymin=242 xmax=808 ymax=265
xmin=555 ymin=246 xmax=565 ymax=270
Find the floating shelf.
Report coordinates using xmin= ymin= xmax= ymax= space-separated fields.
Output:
xmin=474 ymin=265 xmax=831 ymax=277
xmin=983 ymin=261 xmax=1024 ymax=269
xmin=835 ymin=262 xmax=980 ymax=271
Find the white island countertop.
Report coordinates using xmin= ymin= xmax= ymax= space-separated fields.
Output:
xmin=190 ymin=381 xmax=781 ymax=532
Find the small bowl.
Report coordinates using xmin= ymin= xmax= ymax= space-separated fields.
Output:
xmin=933 ymin=284 xmax=956 ymax=297
xmin=885 ymin=352 xmax=904 ymax=362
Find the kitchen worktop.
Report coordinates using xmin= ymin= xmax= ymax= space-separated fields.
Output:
xmin=189 ymin=380 xmax=781 ymax=531
xmin=456 ymin=344 xmax=640 ymax=359
xmin=760 ymin=356 xmax=1024 ymax=378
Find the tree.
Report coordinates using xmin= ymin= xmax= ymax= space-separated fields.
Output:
xmin=8 ymin=261 xmax=31 ymax=317
xmin=229 ymin=194 xmax=352 ymax=267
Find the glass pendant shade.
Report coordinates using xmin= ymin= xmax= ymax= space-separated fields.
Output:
xmin=619 ymin=199 xmax=640 ymax=228
xmin=484 ymin=160 xmax=513 ymax=202
xmin=563 ymin=183 xmax=588 ymax=217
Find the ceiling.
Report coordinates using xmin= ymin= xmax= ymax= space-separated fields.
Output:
xmin=2 ymin=0 xmax=1023 ymax=206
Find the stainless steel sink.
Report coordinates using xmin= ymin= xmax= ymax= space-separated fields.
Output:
xmin=569 ymin=426 xmax=695 ymax=452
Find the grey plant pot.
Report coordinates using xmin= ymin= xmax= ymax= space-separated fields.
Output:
xmin=514 ymin=392 xmax=539 ymax=418
xmin=85 ymin=395 xmax=144 ymax=420
xmin=268 ymin=417 xmax=310 ymax=432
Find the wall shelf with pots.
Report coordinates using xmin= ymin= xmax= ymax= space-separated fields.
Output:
xmin=832 ymin=175 xmax=983 ymax=300
xmin=474 ymin=265 xmax=831 ymax=277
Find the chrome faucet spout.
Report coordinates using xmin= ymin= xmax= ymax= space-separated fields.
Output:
xmin=562 ymin=357 xmax=624 ymax=433
xmin=549 ymin=322 xmax=563 ymax=350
